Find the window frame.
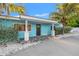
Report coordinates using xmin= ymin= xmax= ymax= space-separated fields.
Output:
xmin=14 ymin=24 xmax=25 ymax=31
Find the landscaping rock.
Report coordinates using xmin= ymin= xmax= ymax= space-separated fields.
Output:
xmin=0 ymin=41 xmax=41 ymax=56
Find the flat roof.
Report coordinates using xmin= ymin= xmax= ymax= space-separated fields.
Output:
xmin=0 ymin=15 xmax=57 ymax=24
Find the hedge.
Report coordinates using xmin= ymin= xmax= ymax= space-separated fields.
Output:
xmin=0 ymin=29 xmax=18 ymax=45
xmin=55 ymin=26 xmax=72 ymax=35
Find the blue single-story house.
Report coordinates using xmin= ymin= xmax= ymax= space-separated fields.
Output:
xmin=0 ymin=15 xmax=57 ymax=42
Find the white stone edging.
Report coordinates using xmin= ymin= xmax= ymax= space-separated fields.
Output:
xmin=0 ymin=41 xmax=42 ymax=56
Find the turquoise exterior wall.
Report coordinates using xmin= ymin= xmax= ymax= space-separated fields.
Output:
xmin=0 ymin=18 xmax=25 ymax=40
xmin=18 ymin=31 xmax=25 ymax=40
xmin=0 ymin=18 xmax=53 ymax=40
xmin=0 ymin=19 xmax=25 ymax=29
xmin=41 ymin=24 xmax=51 ymax=36
xmin=29 ymin=23 xmax=52 ymax=37
xmin=29 ymin=23 xmax=36 ymax=37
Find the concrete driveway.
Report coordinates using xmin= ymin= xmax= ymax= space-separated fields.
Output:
xmin=9 ymin=35 xmax=79 ymax=56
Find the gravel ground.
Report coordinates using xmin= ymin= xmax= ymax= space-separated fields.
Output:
xmin=0 ymin=33 xmax=79 ymax=56
xmin=0 ymin=41 xmax=41 ymax=56
xmin=9 ymin=33 xmax=79 ymax=56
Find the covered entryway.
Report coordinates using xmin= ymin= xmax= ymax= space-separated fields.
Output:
xmin=20 ymin=15 xmax=57 ymax=42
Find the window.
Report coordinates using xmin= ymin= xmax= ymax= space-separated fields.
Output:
xmin=14 ymin=23 xmax=31 ymax=31
xmin=14 ymin=24 xmax=25 ymax=31
xmin=28 ymin=24 xmax=31 ymax=31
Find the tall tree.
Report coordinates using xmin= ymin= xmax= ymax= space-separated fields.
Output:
xmin=15 ymin=6 xmax=25 ymax=15
xmin=50 ymin=3 xmax=79 ymax=34
xmin=0 ymin=3 xmax=25 ymax=16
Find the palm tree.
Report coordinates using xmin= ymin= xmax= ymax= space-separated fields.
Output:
xmin=0 ymin=3 xmax=25 ymax=16
xmin=15 ymin=5 xmax=25 ymax=15
xmin=6 ymin=3 xmax=25 ymax=16
xmin=50 ymin=3 xmax=79 ymax=34
xmin=50 ymin=12 xmax=67 ymax=34
xmin=6 ymin=3 xmax=15 ymax=16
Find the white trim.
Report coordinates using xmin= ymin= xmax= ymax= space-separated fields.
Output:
xmin=52 ymin=24 xmax=55 ymax=36
xmin=24 ymin=21 xmax=29 ymax=41
xmin=0 ymin=15 xmax=57 ymax=24
xmin=0 ymin=16 xmax=20 ymax=20
xmin=20 ymin=15 xmax=57 ymax=24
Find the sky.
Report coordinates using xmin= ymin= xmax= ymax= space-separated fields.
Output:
xmin=9 ymin=3 xmax=57 ymax=19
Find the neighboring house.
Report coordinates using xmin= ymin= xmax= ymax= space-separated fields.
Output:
xmin=0 ymin=15 xmax=57 ymax=42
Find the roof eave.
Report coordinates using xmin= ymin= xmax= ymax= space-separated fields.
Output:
xmin=0 ymin=15 xmax=57 ymax=24
xmin=20 ymin=15 xmax=57 ymax=24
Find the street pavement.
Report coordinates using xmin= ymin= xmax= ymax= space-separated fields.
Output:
xmin=9 ymin=35 xmax=79 ymax=56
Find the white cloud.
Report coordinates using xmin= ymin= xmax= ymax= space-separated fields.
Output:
xmin=34 ymin=13 xmax=49 ymax=17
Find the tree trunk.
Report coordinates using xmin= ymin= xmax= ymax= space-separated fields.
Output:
xmin=62 ymin=25 xmax=65 ymax=35
xmin=61 ymin=17 xmax=66 ymax=35
xmin=6 ymin=4 xmax=10 ymax=16
xmin=0 ymin=4 xmax=2 ymax=16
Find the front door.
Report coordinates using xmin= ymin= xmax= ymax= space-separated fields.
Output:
xmin=36 ymin=24 xmax=41 ymax=36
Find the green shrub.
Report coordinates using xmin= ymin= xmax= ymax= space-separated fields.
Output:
xmin=0 ymin=29 xmax=18 ymax=44
xmin=55 ymin=26 xmax=72 ymax=35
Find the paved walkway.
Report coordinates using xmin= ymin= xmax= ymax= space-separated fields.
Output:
xmin=9 ymin=35 xmax=79 ymax=56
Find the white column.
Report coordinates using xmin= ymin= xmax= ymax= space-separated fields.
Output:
xmin=24 ymin=21 xmax=29 ymax=41
xmin=52 ymin=24 xmax=55 ymax=36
